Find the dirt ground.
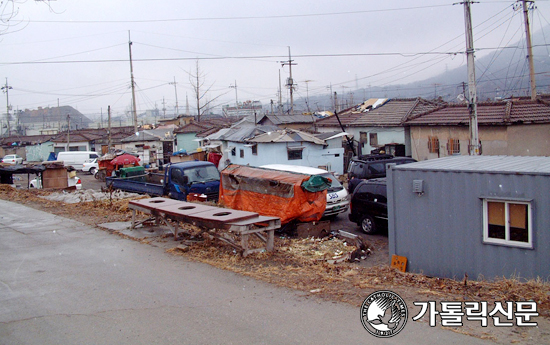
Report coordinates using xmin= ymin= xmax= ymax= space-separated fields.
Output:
xmin=2 ymin=184 xmax=550 ymax=344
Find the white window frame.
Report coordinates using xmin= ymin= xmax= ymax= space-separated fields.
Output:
xmin=482 ymin=198 xmax=533 ymax=249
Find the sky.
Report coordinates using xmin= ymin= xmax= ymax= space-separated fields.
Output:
xmin=0 ymin=0 xmax=549 ymax=120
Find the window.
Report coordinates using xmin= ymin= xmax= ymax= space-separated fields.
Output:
xmin=240 ymin=149 xmax=244 ymax=158
xmin=171 ymin=168 xmax=186 ymax=185
xmin=483 ymin=199 xmax=532 ymax=248
xmin=251 ymin=144 xmax=258 ymax=155
xmin=287 ymin=148 xmax=303 ymax=160
xmin=447 ymin=138 xmax=460 ymax=155
xmin=369 ymin=133 xmax=378 ymax=146
xmin=428 ymin=136 xmax=439 ymax=154
xmin=231 ymin=147 xmax=236 ymax=156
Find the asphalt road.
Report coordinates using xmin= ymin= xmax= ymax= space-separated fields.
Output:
xmin=0 ymin=200 xmax=494 ymax=345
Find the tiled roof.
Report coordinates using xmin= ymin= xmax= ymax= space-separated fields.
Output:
xmin=314 ymin=112 xmax=363 ymax=127
xmin=405 ymin=98 xmax=550 ymax=126
xmin=315 ymin=98 xmax=441 ymax=127
xmin=174 ymin=122 xmax=213 ymax=134
xmin=352 ymin=98 xmax=441 ymax=126
xmin=52 ymin=131 xmax=103 ymax=143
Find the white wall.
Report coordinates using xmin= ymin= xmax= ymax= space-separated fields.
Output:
xmin=222 ymin=141 xmax=345 ymax=175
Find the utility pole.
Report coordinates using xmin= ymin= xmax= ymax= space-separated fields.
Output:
xmin=522 ymin=0 xmax=537 ymax=100
xmin=128 ymin=31 xmax=138 ymax=133
xmin=107 ymin=105 xmax=112 ymax=152
xmin=304 ymin=80 xmax=313 ymax=113
xmin=1 ymin=78 xmax=12 ymax=137
xmin=229 ymin=80 xmax=239 ymax=118
xmin=281 ymin=47 xmax=297 ymax=114
xmin=461 ymin=0 xmax=480 ymax=156
xmin=185 ymin=93 xmax=190 ymax=116
xmin=66 ymin=114 xmax=70 ymax=152
xmin=278 ymin=70 xmax=283 ymax=115
xmin=169 ymin=77 xmax=179 ymax=117
xmin=195 ymin=61 xmax=201 ymax=122
xmin=462 ymin=0 xmax=481 ymax=155
xmin=162 ymin=97 xmax=166 ymax=119
xmin=327 ymin=83 xmax=334 ymax=111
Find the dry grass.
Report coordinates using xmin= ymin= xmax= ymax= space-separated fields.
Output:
xmin=2 ymin=185 xmax=550 ymax=318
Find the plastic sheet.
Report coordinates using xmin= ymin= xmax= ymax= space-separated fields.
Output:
xmin=219 ymin=164 xmax=327 ymax=224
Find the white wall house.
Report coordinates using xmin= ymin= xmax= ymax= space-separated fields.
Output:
xmin=213 ymin=127 xmax=345 ymax=175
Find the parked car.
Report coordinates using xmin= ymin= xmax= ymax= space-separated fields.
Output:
xmin=348 ymin=178 xmax=387 ymax=234
xmin=260 ymin=164 xmax=349 ymax=219
xmin=2 ymin=154 xmax=23 ymax=165
xmin=347 ymin=155 xmax=416 ymax=193
xmin=30 ymin=175 xmax=82 ymax=190
xmin=82 ymin=158 xmax=99 ymax=175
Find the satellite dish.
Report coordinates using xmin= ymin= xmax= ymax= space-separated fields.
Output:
xmin=457 ymin=94 xmax=466 ymax=102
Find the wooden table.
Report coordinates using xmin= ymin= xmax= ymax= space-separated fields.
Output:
xmin=128 ymin=197 xmax=281 ymax=257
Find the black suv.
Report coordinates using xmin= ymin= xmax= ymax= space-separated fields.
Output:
xmin=348 ymin=178 xmax=387 ymax=234
xmin=347 ymin=155 xmax=416 ymax=194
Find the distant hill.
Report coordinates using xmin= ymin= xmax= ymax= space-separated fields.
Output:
xmin=297 ymin=24 xmax=550 ymax=112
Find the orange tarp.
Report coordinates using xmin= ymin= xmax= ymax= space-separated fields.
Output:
xmin=219 ymin=164 xmax=326 ymax=224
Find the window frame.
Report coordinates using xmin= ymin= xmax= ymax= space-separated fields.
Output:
xmin=447 ymin=138 xmax=460 ymax=155
xmin=428 ymin=136 xmax=439 ymax=154
xmin=482 ymin=198 xmax=533 ymax=249
xmin=287 ymin=147 xmax=303 ymax=160
xmin=369 ymin=133 xmax=378 ymax=147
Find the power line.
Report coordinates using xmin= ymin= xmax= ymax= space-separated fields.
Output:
xmin=27 ymin=4 xmax=455 ymax=24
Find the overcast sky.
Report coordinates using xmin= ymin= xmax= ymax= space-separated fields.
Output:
xmin=1 ymin=0 xmax=549 ymax=119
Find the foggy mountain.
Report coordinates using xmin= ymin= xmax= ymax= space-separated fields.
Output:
xmin=298 ymin=24 xmax=550 ymax=112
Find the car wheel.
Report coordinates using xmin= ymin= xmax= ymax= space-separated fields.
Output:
xmin=89 ymin=167 xmax=97 ymax=175
xmin=360 ymin=215 xmax=377 ymax=234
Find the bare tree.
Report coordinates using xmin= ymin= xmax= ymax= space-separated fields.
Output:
xmin=0 ymin=0 xmax=58 ymax=36
xmin=187 ymin=60 xmax=228 ymax=122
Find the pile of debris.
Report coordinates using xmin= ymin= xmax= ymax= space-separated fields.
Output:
xmin=41 ymin=189 xmax=141 ymax=204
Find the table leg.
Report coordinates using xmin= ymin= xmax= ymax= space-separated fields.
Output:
xmin=266 ymin=230 xmax=274 ymax=252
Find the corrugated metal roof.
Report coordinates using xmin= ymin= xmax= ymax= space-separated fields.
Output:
xmin=393 ymin=155 xmax=550 ymax=175
xmin=259 ymin=114 xmax=315 ymax=125
xmin=249 ymin=129 xmax=326 ymax=145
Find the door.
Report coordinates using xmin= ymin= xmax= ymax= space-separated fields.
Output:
xmin=166 ymin=167 xmax=188 ymax=200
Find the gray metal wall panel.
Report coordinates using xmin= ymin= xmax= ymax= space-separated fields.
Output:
xmin=389 ymin=168 xmax=550 ymax=280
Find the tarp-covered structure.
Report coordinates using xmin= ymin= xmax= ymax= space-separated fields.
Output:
xmin=219 ymin=164 xmax=329 ymax=224
xmin=0 ymin=164 xmax=46 ymax=185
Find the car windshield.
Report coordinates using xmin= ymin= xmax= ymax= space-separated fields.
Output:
xmin=320 ymin=172 xmax=343 ymax=191
xmin=184 ymin=165 xmax=220 ymax=184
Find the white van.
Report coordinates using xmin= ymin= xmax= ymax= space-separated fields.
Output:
xmin=260 ymin=164 xmax=349 ymax=218
xmin=57 ymin=151 xmax=100 ymax=170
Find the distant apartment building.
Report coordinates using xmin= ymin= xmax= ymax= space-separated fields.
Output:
xmin=222 ymin=100 xmax=262 ymax=118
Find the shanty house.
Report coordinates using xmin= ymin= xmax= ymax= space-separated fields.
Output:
xmin=174 ymin=122 xmax=215 ymax=153
xmin=388 ymin=155 xmax=550 ymax=281
xmin=404 ymin=97 xmax=550 ymax=160
xmin=120 ymin=128 xmax=175 ymax=166
xmin=224 ymin=128 xmax=345 ymax=174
